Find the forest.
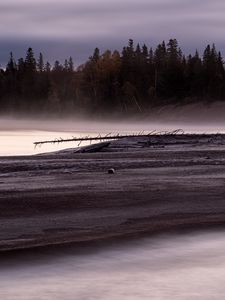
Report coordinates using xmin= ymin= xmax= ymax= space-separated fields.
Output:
xmin=0 ymin=39 xmax=225 ymax=116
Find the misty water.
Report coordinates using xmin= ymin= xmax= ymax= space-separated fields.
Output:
xmin=1 ymin=231 xmax=225 ymax=299
xmin=1 ymin=118 xmax=225 ymax=156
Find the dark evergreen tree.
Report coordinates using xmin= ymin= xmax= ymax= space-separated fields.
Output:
xmin=1 ymin=39 xmax=225 ymax=115
xmin=64 ymin=59 xmax=69 ymax=71
xmin=6 ymin=52 xmax=17 ymax=72
xmin=91 ymin=48 xmax=100 ymax=62
xmin=68 ymin=57 xmax=74 ymax=72
xmin=45 ymin=62 xmax=51 ymax=72
xmin=25 ymin=48 xmax=36 ymax=73
xmin=37 ymin=53 xmax=44 ymax=72
xmin=4 ymin=52 xmax=17 ymax=111
xmin=164 ymin=39 xmax=185 ymax=99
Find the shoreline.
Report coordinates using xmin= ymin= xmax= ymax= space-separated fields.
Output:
xmin=1 ymin=134 xmax=225 ymax=252
xmin=1 ymin=217 xmax=225 ymax=254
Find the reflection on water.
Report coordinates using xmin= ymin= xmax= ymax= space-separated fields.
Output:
xmin=1 ymin=118 xmax=225 ymax=156
xmin=0 ymin=232 xmax=225 ymax=299
xmin=0 ymin=130 xmax=95 ymax=156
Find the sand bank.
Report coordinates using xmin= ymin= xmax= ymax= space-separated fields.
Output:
xmin=1 ymin=134 xmax=225 ymax=251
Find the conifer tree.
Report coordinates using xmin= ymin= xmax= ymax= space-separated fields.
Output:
xmin=6 ymin=52 xmax=16 ymax=72
xmin=25 ymin=48 xmax=36 ymax=73
xmin=91 ymin=48 xmax=100 ymax=62
xmin=37 ymin=53 xmax=44 ymax=72
xmin=45 ymin=62 xmax=51 ymax=72
xmin=68 ymin=57 xmax=74 ymax=72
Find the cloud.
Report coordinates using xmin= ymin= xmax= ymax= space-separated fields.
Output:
xmin=0 ymin=0 xmax=225 ymax=65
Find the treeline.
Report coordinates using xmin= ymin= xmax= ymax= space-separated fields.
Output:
xmin=1 ymin=39 xmax=225 ymax=115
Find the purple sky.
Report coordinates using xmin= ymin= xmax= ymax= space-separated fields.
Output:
xmin=1 ymin=0 xmax=225 ymax=67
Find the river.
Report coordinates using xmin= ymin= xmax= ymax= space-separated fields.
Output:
xmin=0 ymin=231 xmax=225 ymax=299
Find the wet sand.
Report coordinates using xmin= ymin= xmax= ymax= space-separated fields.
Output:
xmin=1 ymin=134 xmax=225 ymax=251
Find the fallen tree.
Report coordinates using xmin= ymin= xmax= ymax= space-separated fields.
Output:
xmin=34 ymin=129 xmax=184 ymax=147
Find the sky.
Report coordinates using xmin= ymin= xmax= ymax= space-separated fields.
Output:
xmin=1 ymin=0 xmax=225 ymax=67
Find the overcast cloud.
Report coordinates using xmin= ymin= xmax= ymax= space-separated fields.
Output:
xmin=1 ymin=0 xmax=225 ymax=66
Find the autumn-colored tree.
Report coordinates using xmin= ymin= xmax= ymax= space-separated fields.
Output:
xmin=1 ymin=39 xmax=225 ymax=115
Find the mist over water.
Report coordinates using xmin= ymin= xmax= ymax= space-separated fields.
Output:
xmin=1 ymin=232 xmax=225 ymax=299
xmin=1 ymin=116 xmax=225 ymax=156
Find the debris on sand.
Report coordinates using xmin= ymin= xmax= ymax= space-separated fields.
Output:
xmin=108 ymin=168 xmax=115 ymax=174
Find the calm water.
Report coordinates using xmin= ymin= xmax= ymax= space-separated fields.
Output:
xmin=1 ymin=118 xmax=225 ymax=156
xmin=0 ymin=130 xmax=94 ymax=156
xmin=1 ymin=232 xmax=225 ymax=299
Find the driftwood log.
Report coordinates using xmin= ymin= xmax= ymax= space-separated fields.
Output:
xmin=34 ymin=129 xmax=184 ymax=147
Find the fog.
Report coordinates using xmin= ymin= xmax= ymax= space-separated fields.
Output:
xmin=1 ymin=101 xmax=225 ymax=155
xmin=1 ymin=100 xmax=225 ymax=131
xmin=1 ymin=231 xmax=225 ymax=299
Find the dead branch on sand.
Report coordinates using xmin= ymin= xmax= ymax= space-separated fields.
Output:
xmin=34 ymin=129 xmax=184 ymax=147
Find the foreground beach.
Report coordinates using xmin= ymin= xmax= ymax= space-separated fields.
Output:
xmin=1 ymin=134 xmax=225 ymax=251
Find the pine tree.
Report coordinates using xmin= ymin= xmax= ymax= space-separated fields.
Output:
xmin=68 ymin=57 xmax=74 ymax=72
xmin=91 ymin=48 xmax=100 ymax=62
xmin=18 ymin=58 xmax=25 ymax=73
xmin=64 ymin=59 xmax=69 ymax=71
xmin=128 ymin=39 xmax=134 ymax=54
xmin=45 ymin=62 xmax=51 ymax=72
xmin=25 ymin=47 xmax=36 ymax=73
xmin=53 ymin=60 xmax=63 ymax=71
xmin=167 ymin=39 xmax=180 ymax=63
xmin=37 ymin=53 xmax=44 ymax=72
xmin=6 ymin=52 xmax=16 ymax=72
xmin=5 ymin=52 xmax=17 ymax=110
xmin=22 ymin=48 xmax=37 ymax=108
xmin=154 ymin=41 xmax=166 ymax=68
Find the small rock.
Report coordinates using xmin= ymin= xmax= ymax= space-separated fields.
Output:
xmin=108 ymin=168 xmax=115 ymax=174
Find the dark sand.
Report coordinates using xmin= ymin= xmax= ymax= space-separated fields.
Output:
xmin=1 ymin=134 xmax=225 ymax=251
